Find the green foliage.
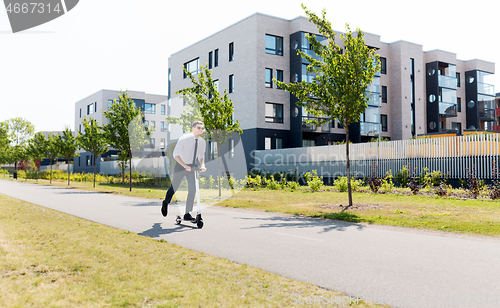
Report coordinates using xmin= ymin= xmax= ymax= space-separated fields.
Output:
xmin=265 ymin=177 xmax=280 ymax=190
xmin=4 ymin=117 xmax=34 ymax=147
xmin=306 ymin=170 xmax=323 ymax=192
xmin=395 ymin=165 xmax=409 ymax=188
xmin=334 ymin=176 xmax=363 ymax=192
xmin=367 ymin=162 xmax=383 ymax=193
xmin=380 ymin=170 xmax=394 ymax=193
xmin=58 ymin=127 xmax=79 ymax=185
xmin=286 ymin=181 xmax=300 ymax=192
xmin=77 ymin=117 xmax=109 ymax=188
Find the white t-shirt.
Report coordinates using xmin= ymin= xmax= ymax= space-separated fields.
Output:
xmin=173 ymin=133 xmax=206 ymax=165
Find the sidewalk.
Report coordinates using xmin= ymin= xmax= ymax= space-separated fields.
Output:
xmin=1 ymin=180 xmax=499 ymax=308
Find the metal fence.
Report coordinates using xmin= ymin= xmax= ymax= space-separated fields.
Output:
xmin=251 ymin=134 xmax=500 ymax=180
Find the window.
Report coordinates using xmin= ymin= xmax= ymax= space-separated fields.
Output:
xmin=86 ymin=155 xmax=91 ymax=166
xmin=79 ymin=124 xmax=81 ymax=132
xmin=183 ymin=58 xmax=199 ymax=78
xmin=148 ymin=138 xmax=155 ymax=149
xmin=87 ymin=103 xmax=93 ymax=115
xmin=229 ymin=42 xmax=234 ymax=61
xmin=457 ymin=97 xmax=462 ymax=112
xmin=79 ymin=108 xmax=81 ymax=118
xmin=161 ymin=121 xmax=167 ymax=132
xmin=276 ymin=137 xmax=283 ymax=149
xmin=209 ymin=80 xmax=219 ymax=99
xmin=214 ymin=49 xmax=219 ymax=67
xmin=456 ymin=72 xmax=461 ymax=87
xmin=144 ymin=103 xmax=156 ymax=114
xmin=265 ymin=68 xmax=273 ymax=88
xmin=303 ymin=140 xmax=315 ymax=147
xmin=380 ymin=57 xmax=387 ymax=74
xmin=265 ymin=103 xmax=283 ymax=123
xmin=144 ymin=120 xmax=149 ymax=129
xmin=78 ymin=156 xmax=80 ymax=167
xmin=208 ymin=51 xmax=213 ymax=69
xmin=337 ymin=120 xmax=344 ymax=129
xmin=94 ymin=102 xmax=97 ymax=112
xmin=210 ymin=141 xmax=218 ymax=159
xmin=382 ymin=86 xmax=387 ymax=103
xmin=276 ymin=70 xmax=283 ymax=89
xmin=265 ymin=137 xmax=272 ymax=150
xmin=229 ymin=139 xmax=235 ymax=158
xmin=381 ymin=114 xmax=388 ymax=132
xmin=161 ymin=104 xmax=166 ymax=115
xmin=160 ymin=138 xmax=165 ymax=149
xmin=108 ymin=99 xmax=113 ymax=110
xmin=265 ymin=34 xmax=283 ymax=56
xmin=229 ymin=74 xmax=234 ymax=93
xmin=150 ymin=121 xmax=155 ymax=130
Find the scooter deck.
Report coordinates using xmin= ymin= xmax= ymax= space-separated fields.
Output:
xmin=175 ymin=214 xmax=203 ymax=229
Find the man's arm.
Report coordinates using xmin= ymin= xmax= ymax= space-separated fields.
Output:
xmin=198 ymin=158 xmax=206 ymax=172
xmin=174 ymin=156 xmax=191 ymax=171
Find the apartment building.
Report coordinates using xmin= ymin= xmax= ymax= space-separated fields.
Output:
xmin=168 ymin=13 xmax=495 ymax=165
xmin=74 ymin=89 xmax=168 ymax=174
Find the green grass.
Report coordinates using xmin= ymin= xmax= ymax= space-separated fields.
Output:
xmin=217 ymin=188 xmax=500 ymax=237
xmin=0 ymin=193 xmax=384 ymax=307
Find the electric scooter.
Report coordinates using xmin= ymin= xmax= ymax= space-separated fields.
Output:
xmin=175 ymin=166 xmax=203 ymax=229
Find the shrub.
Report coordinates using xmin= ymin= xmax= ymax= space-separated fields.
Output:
xmin=266 ymin=177 xmax=280 ymax=190
xmin=380 ymin=170 xmax=394 ymax=193
xmin=307 ymin=170 xmax=323 ymax=192
xmin=465 ymin=165 xmax=480 ymax=199
xmin=286 ymin=181 xmax=300 ymax=192
xmin=367 ymin=162 xmax=383 ymax=193
xmin=408 ymin=166 xmax=421 ymax=195
xmin=489 ymin=161 xmax=500 ymax=200
xmin=395 ymin=164 xmax=409 ymax=187
xmin=333 ymin=176 xmax=363 ymax=192
xmin=434 ymin=171 xmax=452 ymax=197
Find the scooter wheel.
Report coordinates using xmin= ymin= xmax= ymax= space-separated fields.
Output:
xmin=175 ymin=216 xmax=181 ymax=225
xmin=197 ymin=220 xmax=203 ymax=229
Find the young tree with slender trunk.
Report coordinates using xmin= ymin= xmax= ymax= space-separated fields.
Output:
xmin=58 ymin=127 xmax=79 ymax=185
xmin=77 ymin=118 xmax=109 ymax=188
xmin=176 ymin=64 xmax=242 ymax=197
xmin=44 ymin=133 xmax=60 ymax=184
xmin=4 ymin=117 xmax=34 ymax=173
xmin=26 ymin=132 xmax=46 ymax=182
xmin=275 ymin=5 xmax=380 ymax=207
xmin=103 ymin=91 xmax=150 ymax=192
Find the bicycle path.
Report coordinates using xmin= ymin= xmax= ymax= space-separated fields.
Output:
xmin=1 ymin=180 xmax=499 ymax=308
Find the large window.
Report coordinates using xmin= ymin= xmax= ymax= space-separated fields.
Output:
xmin=87 ymin=103 xmax=93 ymax=115
xmin=161 ymin=121 xmax=167 ymax=132
xmin=265 ymin=103 xmax=283 ymax=123
xmin=161 ymin=104 xmax=166 ymax=115
xmin=229 ymin=42 xmax=234 ymax=61
xmin=160 ymin=138 xmax=165 ymax=149
xmin=276 ymin=137 xmax=283 ymax=149
xmin=183 ymin=58 xmax=199 ymax=78
xmin=265 ymin=34 xmax=283 ymax=56
xmin=380 ymin=57 xmax=387 ymax=74
xmin=144 ymin=103 xmax=156 ymax=114
xmin=265 ymin=68 xmax=273 ymax=88
xmin=148 ymin=138 xmax=155 ymax=149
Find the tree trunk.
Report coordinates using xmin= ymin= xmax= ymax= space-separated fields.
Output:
xmin=49 ymin=161 xmax=52 ymax=184
xmin=93 ymin=155 xmax=97 ymax=188
xmin=345 ymin=126 xmax=353 ymax=207
xmin=67 ymin=157 xmax=70 ymax=186
xmin=217 ymin=143 xmax=221 ymax=197
xmin=129 ymin=151 xmax=132 ymax=192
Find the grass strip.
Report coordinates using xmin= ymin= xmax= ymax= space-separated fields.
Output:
xmin=0 ymin=193 xmax=383 ymax=307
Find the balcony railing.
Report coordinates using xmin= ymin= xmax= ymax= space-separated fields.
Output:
xmin=302 ymin=117 xmax=331 ymax=133
xmin=478 ymin=82 xmax=495 ymax=96
xmin=360 ymin=121 xmax=380 ymax=136
xmin=366 ymin=92 xmax=381 ymax=107
xmin=439 ymin=101 xmax=457 ymax=117
xmin=438 ymin=75 xmax=457 ymax=90
xmin=479 ymin=107 xmax=495 ymax=121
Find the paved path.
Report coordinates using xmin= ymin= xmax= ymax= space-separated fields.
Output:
xmin=1 ymin=180 xmax=499 ymax=308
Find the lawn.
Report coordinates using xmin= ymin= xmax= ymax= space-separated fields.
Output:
xmin=0 ymin=193 xmax=383 ymax=307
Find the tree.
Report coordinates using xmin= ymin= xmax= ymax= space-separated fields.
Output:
xmin=117 ymin=150 xmax=129 ymax=184
xmin=0 ymin=122 xmax=11 ymax=171
xmin=77 ymin=118 xmax=109 ymax=188
xmin=58 ymin=127 xmax=79 ymax=186
xmin=275 ymin=5 xmax=380 ymax=207
xmin=103 ymin=91 xmax=150 ymax=191
xmin=4 ymin=117 xmax=35 ymax=172
xmin=26 ymin=132 xmax=47 ymax=182
xmin=44 ymin=133 xmax=60 ymax=184
xmin=176 ymin=64 xmax=242 ymax=197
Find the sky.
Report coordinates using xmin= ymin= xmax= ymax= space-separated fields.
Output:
xmin=1 ymin=0 xmax=499 ymax=132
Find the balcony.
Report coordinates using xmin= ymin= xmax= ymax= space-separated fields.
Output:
xmin=438 ymin=75 xmax=457 ymax=90
xmin=478 ymin=82 xmax=495 ymax=96
xmin=360 ymin=121 xmax=380 ymax=136
xmin=366 ymin=92 xmax=381 ymax=107
xmin=302 ymin=117 xmax=331 ymax=133
xmin=439 ymin=101 xmax=457 ymax=117
xmin=479 ymin=107 xmax=495 ymax=121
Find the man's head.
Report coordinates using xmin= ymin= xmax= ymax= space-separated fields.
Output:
xmin=191 ymin=121 xmax=205 ymax=137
